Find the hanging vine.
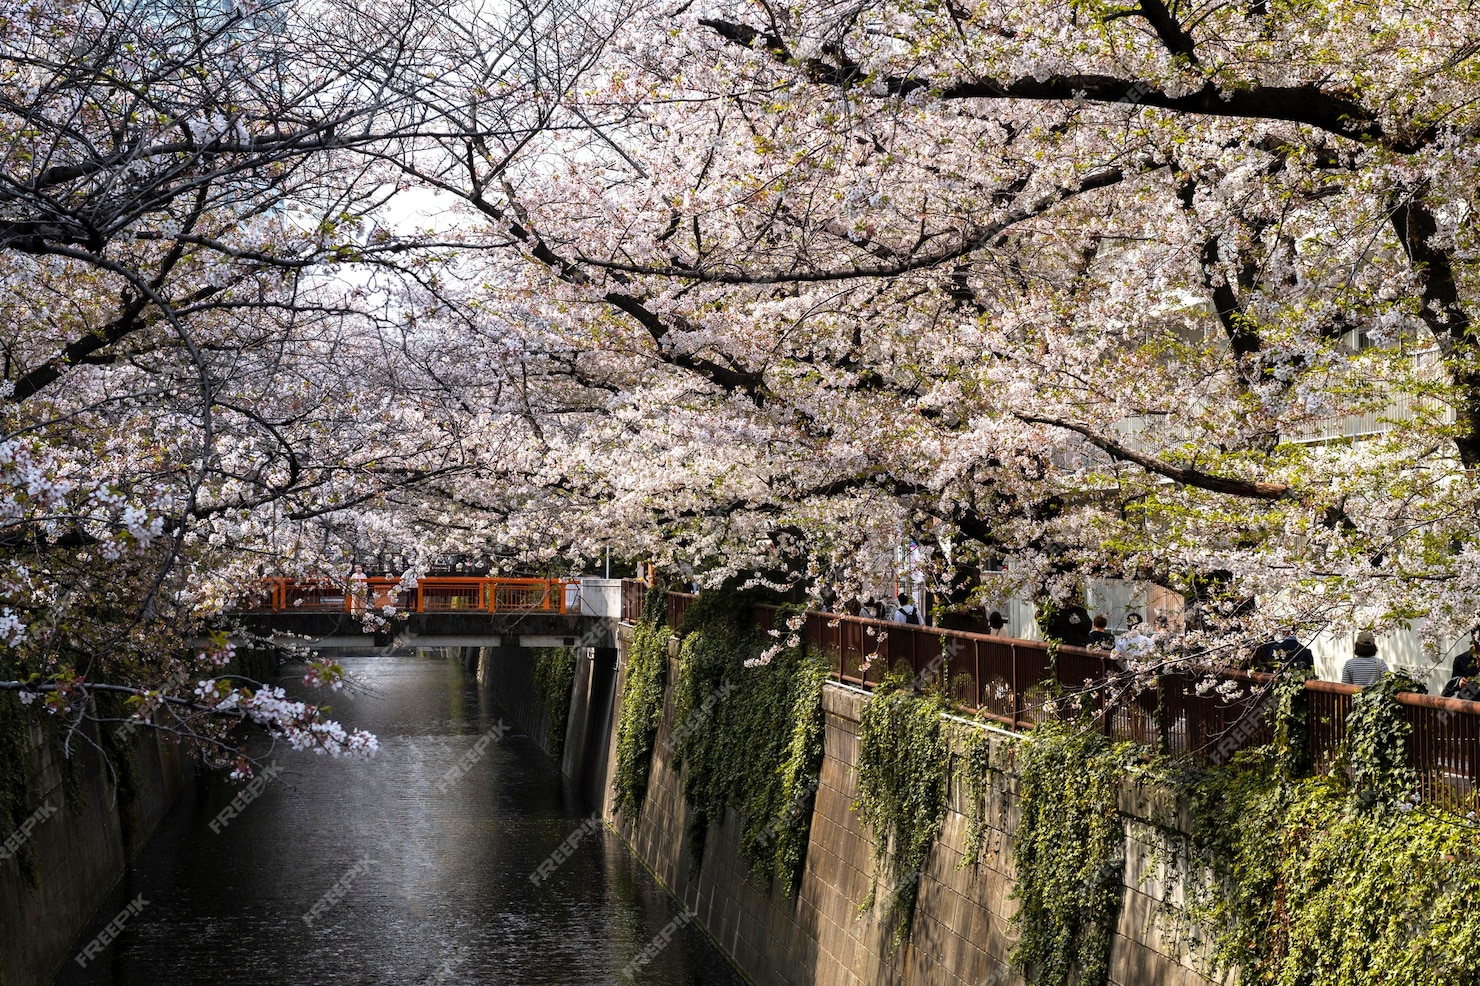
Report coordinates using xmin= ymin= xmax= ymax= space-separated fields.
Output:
xmin=670 ymin=592 xmax=827 ymax=895
xmin=1343 ymin=672 xmax=1422 ymax=810
xmin=1269 ymin=667 xmax=1314 ymax=777
xmin=1010 ymin=721 xmax=1126 ymax=986
xmin=958 ymin=728 xmax=1011 ymax=869
xmin=853 ymin=665 xmax=950 ymax=944
xmin=1182 ymin=745 xmax=1480 ymax=986
xmin=0 ymin=690 xmax=38 ymax=887
xmin=530 ymin=646 xmax=577 ymax=758
xmin=612 ymin=595 xmax=669 ymax=816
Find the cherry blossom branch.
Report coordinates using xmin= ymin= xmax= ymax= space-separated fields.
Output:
xmin=0 ymin=675 xmax=378 ymax=773
xmin=572 ymin=166 xmax=1130 ymax=284
xmin=1017 ymin=413 xmax=1295 ymax=500
xmin=698 ymin=18 xmax=1430 ymax=152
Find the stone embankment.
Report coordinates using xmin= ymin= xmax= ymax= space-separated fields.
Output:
xmin=476 ymin=630 xmax=1217 ymax=986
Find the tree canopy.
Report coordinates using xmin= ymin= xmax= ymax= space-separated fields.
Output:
xmin=6 ymin=0 xmax=1480 ymax=766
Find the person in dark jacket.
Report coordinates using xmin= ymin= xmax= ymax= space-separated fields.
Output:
xmin=1442 ymin=643 xmax=1480 ymax=699
xmin=1280 ymin=636 xmax=1316 ymax=674
xmin=1086 ymin=615 xmax=1115 ymax=650
xmin=1256 ymin=634 xmax=1315 ymax=674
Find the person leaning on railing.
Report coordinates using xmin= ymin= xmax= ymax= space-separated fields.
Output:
xmin=1253 ymin=634 xmax=1315 ymax=674
xmin=1086 ymin=615 xmax=1115 ymax=650
xmin=1341 ymin=630 xmax=1389 ymax=687
xmin=1441 ymin=641 xmax=1480 ymax=700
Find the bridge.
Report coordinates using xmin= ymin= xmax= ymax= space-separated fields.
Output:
xmin=235 ymin=576 xmax=616 ymax=651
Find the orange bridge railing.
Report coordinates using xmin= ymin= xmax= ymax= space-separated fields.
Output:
xmin=258 ymin=577 xmax=573 ymax=615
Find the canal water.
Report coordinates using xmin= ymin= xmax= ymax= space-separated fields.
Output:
xmin=54 ymin=653 xmax=744 ymax=986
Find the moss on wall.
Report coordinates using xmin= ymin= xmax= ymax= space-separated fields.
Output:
xmin=530 ymin=646 xmax=577 ymax=759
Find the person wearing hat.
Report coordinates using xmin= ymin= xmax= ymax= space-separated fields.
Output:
xmin=1341 ymin=630 xmax=1389 ymax=687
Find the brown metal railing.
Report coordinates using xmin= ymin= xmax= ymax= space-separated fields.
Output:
xmin=1305 ymin=679 xmax=1354 ymax=773
xmin=620 ymin=580 xmax=648 ymax=624
xmin=626 ymin=585 xmax=1480 ymax=814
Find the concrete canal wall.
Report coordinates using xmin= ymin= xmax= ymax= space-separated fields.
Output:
xmin=0 ymin=720 xmax=193 ymax=986
xmin=477 ymin=629 xmax=1220 ymax=986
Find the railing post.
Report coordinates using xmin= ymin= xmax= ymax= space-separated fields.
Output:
xmin=1101 ymin=659 xmax=1113 ymax=738
xmin=972 ymin=639 xmax=982 ymax=712
xmin=1010 ymin=644 xmax=1021 ymax=729
xmin=835 ymin=619 xmax=843 ymax=680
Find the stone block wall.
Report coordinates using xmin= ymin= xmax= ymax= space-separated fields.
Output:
xmin=480 ymin=626 xmax=1225 ymax=986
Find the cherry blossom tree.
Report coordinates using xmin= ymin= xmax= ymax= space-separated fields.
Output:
xmin=0 ymin=0 xmax=608 ymax=773
xmin=407 ymin=0 xmax=1480 ymax=669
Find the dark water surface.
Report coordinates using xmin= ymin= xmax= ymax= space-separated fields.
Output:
xmin=54 ymin=653 xmax=743 ymax=986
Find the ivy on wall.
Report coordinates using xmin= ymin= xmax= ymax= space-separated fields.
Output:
xmin=1269 ymin=667 xmax=1314 ymax=776
xmin=1343 ymin=672 xmax=1421 ymax=808
xmin=609 ymin=590 xmax=1480 ymax=986
xmin=670 ymin=591 xmax=827 ymax=896
xmin=612 ymin=597 xmax=669 ymax=816
xmin=95 ymin=691 xmax=141 ymax=846
xmin=1010 ymin=721 xmax=1126 ymax=986
xmin=771 ymin=656 xmax=827 ymax=896
xmin=854 ymin=665 xmax=950 ymax=944
xmin=1152 ymin=667 xmax=1480 ymax=986
xmin=530 ymin=646 xmax=577 ymax=759
xmin=958 ymin=728 xmax=1010 ymax=869
xmin=1184 ymin=747 xmax=1480 ymax=986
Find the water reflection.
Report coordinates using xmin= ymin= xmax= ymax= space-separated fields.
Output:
xmin=54 ymin=653 xmax=742 ymax=986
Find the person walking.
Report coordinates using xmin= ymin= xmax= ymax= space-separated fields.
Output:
xmin=1340 ymin=630 xmax=1389 ymax=687
xmin=893 ymin=594 xmax=923 ymax=625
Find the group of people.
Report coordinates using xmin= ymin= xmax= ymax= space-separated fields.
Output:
xmin=820 ymin=588 xmax=1480 ymax=702
xmin=1083 ymin=613 xmax=1181 ymax=662
xmin=1081 ymin=614 xmax=1480 ymax=702
xmin=834 ymin=593 xmax=925 ymax=625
